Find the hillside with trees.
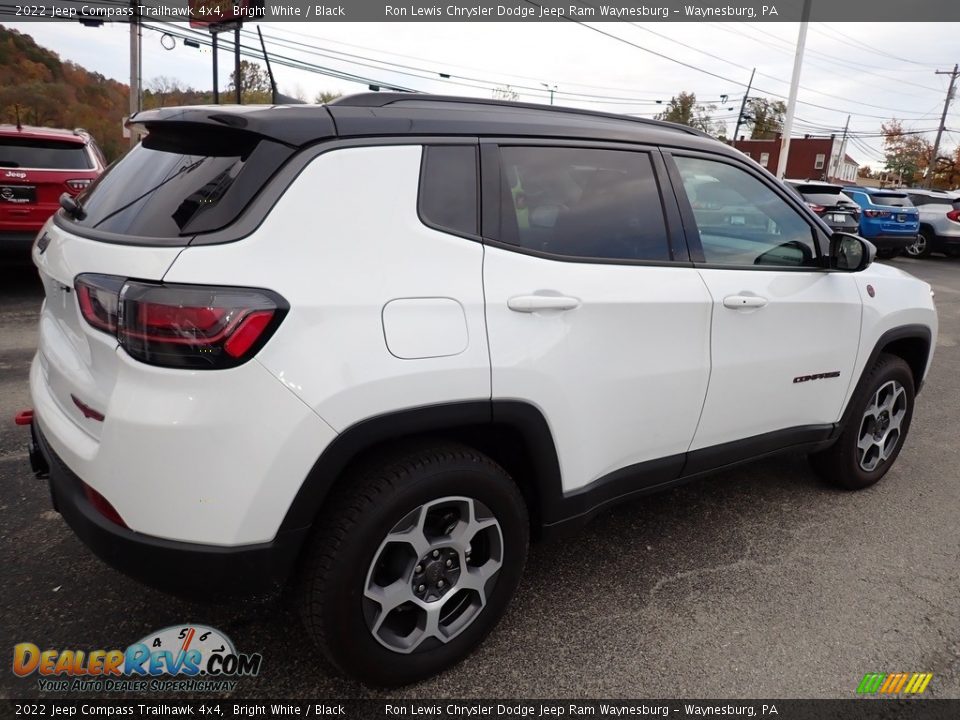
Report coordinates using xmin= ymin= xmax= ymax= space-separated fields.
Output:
xmin=0 ymin=25 xmax=130 ymax=161
xmin=0 ymin=26 xmax=342 ymax=162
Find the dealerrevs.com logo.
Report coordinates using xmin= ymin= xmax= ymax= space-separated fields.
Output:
xmin=12 ymin=625 xmax=262 ymax=692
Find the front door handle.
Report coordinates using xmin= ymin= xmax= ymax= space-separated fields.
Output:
xmin=723 ymin=295 xmax=768 ymax=310
xmin=507 ymin=294 xmax=581 ymax=313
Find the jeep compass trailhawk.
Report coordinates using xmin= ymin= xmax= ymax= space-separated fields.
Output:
xmin=19 ymin=95 xmax=938 ymax=686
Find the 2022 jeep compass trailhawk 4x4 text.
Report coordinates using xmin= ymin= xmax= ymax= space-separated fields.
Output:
xmin=19 ymin=94 xmax=938 ymax=686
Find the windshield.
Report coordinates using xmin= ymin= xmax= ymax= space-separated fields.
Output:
xmin=0 ymin=137 xmax=92 ymax=169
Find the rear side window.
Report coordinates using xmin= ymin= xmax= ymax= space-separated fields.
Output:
xmin=0 ymin=137 xmax=92 ymax=170
xmin=64 ymin=127 xmax=293 ymax=239
xmin=872 ymin=193 xmax=912 ymax=208
xmin=419 ymin=145 xmax=478 ymax=237
xmin=497 ymin=146 xmax=670 ymax=262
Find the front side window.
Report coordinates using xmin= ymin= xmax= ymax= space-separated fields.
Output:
xmin=497 ymin=146 xmax=670 ymax=262
xmin=674 ymin=155 xmax=819 ymax=268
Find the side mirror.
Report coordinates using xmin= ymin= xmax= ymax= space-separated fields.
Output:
xmin=830 ymin=233 xmax=874 ymax=272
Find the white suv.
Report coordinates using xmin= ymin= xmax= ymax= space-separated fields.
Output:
xmin=22 ymin=95 xmax=938 ymax=686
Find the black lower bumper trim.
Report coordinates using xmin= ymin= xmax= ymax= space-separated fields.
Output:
xmin=865 ymin=235 xmax=917 ymax=250
xmin=34 ymin=425 xmax=308 ymax=599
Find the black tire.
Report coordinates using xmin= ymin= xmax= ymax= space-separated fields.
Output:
xmin=297 ymin=442 xmax=528 ymax=686
xmin=810 ymin=353 xmax=915 ymax=490
xmin=905 ymin=231 xmax=933 ymax=259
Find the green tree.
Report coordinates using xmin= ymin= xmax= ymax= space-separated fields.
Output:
xmin=745 ymin=98 xmax=786 ymax=139
xmin=655 ymin=91 xmax=723 ymax=135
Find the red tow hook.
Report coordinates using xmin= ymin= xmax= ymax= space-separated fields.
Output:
xmin=14 ymin=409 xmax=34 ymax=426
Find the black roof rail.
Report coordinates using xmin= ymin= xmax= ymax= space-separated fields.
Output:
xmin=328 ymin=92 xmax=711 ymax=138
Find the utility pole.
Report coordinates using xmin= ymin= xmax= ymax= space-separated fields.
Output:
xmin=212 ymin=30 xmax=219 ymax=104
xmin=830 ymin=115 xmax=850 ymax=182
xmin=733 ymin=67 xmax=755 ymax=145
xmin=128 ymin=0 xmax=140 ymax=148
xmin=776 ymin=0 xmax=812 ymax=179
xmin=234 ymin=27 xmax=242 ymax=104
xmin=928 ymin=63 xmax=958 ymax=188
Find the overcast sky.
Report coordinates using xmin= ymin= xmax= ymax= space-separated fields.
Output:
xmin=8 ymin=20 xmax=960 ymax=169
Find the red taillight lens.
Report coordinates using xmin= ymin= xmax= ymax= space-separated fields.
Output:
xmin=806 ymin=202 xmax=825 ymax=213
xmin=74 ymin=275 xmax=286 ymax=369
xmin=65 ymin=179 xmax=91 ymax=194
xmin=947 ymin=210 xmax=960 ymax=223
xmin=118 ymin=282 xmax=285 ymax=369
xmin=75 ymin=274 xmax=124 ymax=333
xmin=82 ymin=482 xmax=127 ymax=528
xmin=863 ymin=209 xmax=891 ymax=219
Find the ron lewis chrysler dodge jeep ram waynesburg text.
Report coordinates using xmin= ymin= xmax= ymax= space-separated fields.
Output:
xmin=18 ymin=95 xmax=938 ymax=686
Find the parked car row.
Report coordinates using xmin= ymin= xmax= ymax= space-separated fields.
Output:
xmin=786 ymin=179 xmax=960 ymax=260
xmin=0 ymin=123 xmax=106 ymax=259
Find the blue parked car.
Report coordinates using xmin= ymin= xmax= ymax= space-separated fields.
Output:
xmin=842 ymin=187 xmax=919 ymax=258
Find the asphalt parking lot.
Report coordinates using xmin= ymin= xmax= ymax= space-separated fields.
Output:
xmin=1 ymin=256 xmax=958 ymax=700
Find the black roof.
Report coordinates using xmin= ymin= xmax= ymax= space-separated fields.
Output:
xmin=130 ymin=92 xmax=731 ymax=155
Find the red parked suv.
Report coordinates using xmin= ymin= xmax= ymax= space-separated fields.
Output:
xmin=0 ymin=124 xmax=105 ymax=257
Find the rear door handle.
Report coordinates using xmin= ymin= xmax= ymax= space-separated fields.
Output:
xmin=507 ymin=294 xmax=581 ymax=313
xmin=723 ymin=295 xmax=768 ymax=310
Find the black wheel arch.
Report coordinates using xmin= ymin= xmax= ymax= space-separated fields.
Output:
xmin=278 ymin=400 xmax=564 ymax=540
xmin=836 ymin=324 xmax=932 ymax=433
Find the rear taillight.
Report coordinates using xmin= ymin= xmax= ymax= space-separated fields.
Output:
xmin=806 ymin=202 xmax=825 ymax=213
xmin=947 ymin=210 xmax=960 ymax=223
xmin=863 ymin=209 xmax=891 ymax=219
xmin=75 ymin=274 xmax=124 ymax=333
xmin=74 ymin=274 xmax=287 ymax=369
xmin=65 ymin=179 xmax=91 ymax=193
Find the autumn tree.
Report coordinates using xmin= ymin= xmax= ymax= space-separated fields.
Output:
xmin=655 ymin=91 xmax=724 ymax=136
xmin=493 ymin=85 xmax=519 ymax=101
xmin=857 ymin=165 xmax=874 ymax=179
xmin=315 ymin=90 xmax=343 ymax=104
xmin=227 ymin=60 xmax=272 ymax=103
xmin=881 ymin=119 xmax=932 ymax=186
xmin=745 ymin=98 xmax=786 ymax=139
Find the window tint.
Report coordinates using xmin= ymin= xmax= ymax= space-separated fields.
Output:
xmin=419 ymin=145 xmax=478 ymax=236
xmin=872 ymin=193 xmax=912 ymax=208
xmin=675 ymin=155 xmax=818 ymax=268
xmin=498 ymin=146 xmax=670 ymax=262
xmin=0 ymin=137 xmax=92 ymax=170
xmin=64 ymin=129 xmax=292 ymax=239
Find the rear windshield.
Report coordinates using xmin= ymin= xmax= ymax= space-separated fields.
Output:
xmin=872 ymin=193 xmax=912 ymax=208
xmin=64 ymin=128 xmax=292 ymax=239
xmin=0 ymin=137 xmax=92 ymax=170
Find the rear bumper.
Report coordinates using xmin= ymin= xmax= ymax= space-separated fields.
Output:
xmin=32 ymin=422 xmax=308 ymax=598
xmin=864 ymin=234 xmax=917 ymax=251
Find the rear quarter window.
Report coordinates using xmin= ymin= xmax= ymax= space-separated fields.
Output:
xmin=64 ymin=128 xmax=293 ymax=239
xmin=418 ymin=145 xmax=479 ymax=237
xmin=0 ymin=136 xmax=92 ymax=170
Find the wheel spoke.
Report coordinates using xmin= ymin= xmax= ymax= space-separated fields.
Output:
xmin=365 ymin=579 xmax=417 ymax=631
xmin=457 ymin=558 xmax=502 ymax=602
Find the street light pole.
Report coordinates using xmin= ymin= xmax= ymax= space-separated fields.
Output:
xmin=541 ymin=83 xmax=557 ymax=105
xmin=733 ymin=67 xmax=755 ymax=144
xmin=775 ymin=0 xmax=812 ymax=179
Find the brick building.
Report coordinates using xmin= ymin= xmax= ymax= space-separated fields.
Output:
xmin=732 ymin=134 xmax=859 ymax=183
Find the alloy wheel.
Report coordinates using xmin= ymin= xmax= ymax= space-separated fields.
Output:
xmin=857 ymin=380 xmax=908 ymax=472
xmin=363 ymin=496 xmax=503 ymax=654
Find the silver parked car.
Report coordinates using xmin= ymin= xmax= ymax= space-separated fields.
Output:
xmin=901 ymin=188 xmax=960 ymax=258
